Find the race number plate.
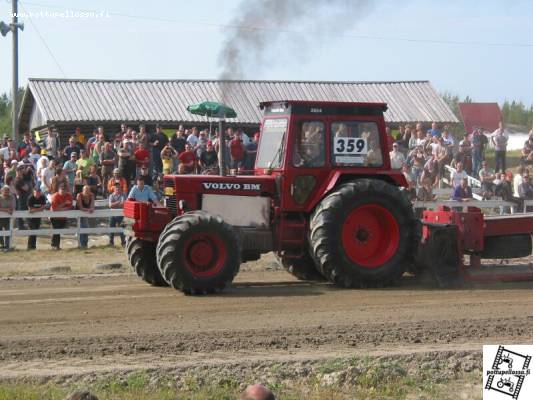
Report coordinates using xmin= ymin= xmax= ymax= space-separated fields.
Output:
xmin=333 ymin=137 xmax=367 ymax=155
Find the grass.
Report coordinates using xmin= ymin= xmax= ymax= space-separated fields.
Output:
xmin=0 ymin=357 xmax=482 ymax=400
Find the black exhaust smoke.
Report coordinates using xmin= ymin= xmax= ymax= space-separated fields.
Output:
xmin=217 ymin=0 xmax=374 ymax=98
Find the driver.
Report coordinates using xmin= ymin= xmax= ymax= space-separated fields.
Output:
xmin=294 ymin=123 xmax=324 ymax=167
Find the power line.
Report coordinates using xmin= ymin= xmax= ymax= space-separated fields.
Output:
xmin=20 ymin=1 xmax=533 ymax=49
xmin=19 ymin=1 xmax=67 ymax=77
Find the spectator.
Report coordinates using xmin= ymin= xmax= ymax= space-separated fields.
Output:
xmin=99 ymin=142 xmax=117 ymax=194
xmin=86 ymin=165 xmax=102 ymax=198
xmin=451 ymin=161 xmax=468 ymax=188
xmin=441 ymin=128 xmax=454 ymax=147
xmin=417 ymin=177 xmax=437 ymax=201
xmin=453 ymin=177 xmax=473 ymax=201
xmin=76 ymin=149 xmax=94 ymax=178
xmin=63 ymin=152 xmax=78 ymax=193
xmin=44 ymin=128 xmax=60 ymax=160
xmin=513 ymin=166 xmax=527 ymax=197
xmin=409 ymin=146 xmax=425 ymax=184
xmin=41 ymin=159 xmax=57 ymax=195
xmin=518 ymin=173 xmax=533 ymax=212
xmin=491 ymin=122 xmax=508 ymax=173
xmin=178 ymin=143 xmax=197 ymax=174
xmin=471 ymin=127 xmax=488 ymax=176
xmin=521 ymin=135 xmax=532 ymax=164
xmin=479 ymin=161 xmax=496 ymax=199
xmin=127 ymin=176 xmax=162 ymax=206
xmin=108 ymin=183 xmax=126 ymax=247
xmin=137 ymin=165 xmax=153 ymax=186
xmin=73 ymin=169 xmax=86 ymax=197
xmin=18 ymin=132 xmax=35 ymax=159
xmin=245 ymin=133 xmax=259 ymax=171
xmin=151 ymin=124 xmax=169 ymax=174
xmin=63 ymin=136 xmax=82 ymax=162
xmin=494 ymin=172 xmax=515 ymax=214
xmin=170 ymin=127 xmax=186 ymax=154
xmin=421 ymin=155 xmax=439 ymax=187
xmin=85 ymin=128 xmax=98 ymax=153
xmin=28 ymin=145 xmax=42 ymax=169
xmin=427 ymin=121 xmax=441 ymax=137
xmin=451 ymin=143 xmax=472 ymax=175
xmin=389 ymin=143 xmax=405 ymax=169
xmin=137 ymin=125 xmax=149 ymax=148
xmin=50 ymin=167 xmax=70 ymax=195
xmin=6 ymin=159 xmax=17 ymax=181
xmin=518 ymin=174 xmax=533 ymax=200
xmin=50 ymin=184 xmax=73 ymax=250
xmin=0 ymin=185 xmax=15 ymax=251
xmin=107 ymin=168 xmax=129 ymax=195
xmin=241 ymin=384 xmax=275 ymax=400
xmin=117 ymin=134 xmax=136 ymax=186
xmin=187 ymin=127 xmax=200 ymax=148
xmin=76 ymin=185 xmax=95 ymax=249
xmin=229 ymin=130 xmax=246 ymax=173
xmin=199 ymin=141 xmax=218 ymax=173
xmin=73 ymin=127 xmax=86 ymax=146
xmin=160 ymin=145 xmax=178 ymax=175
xmin=14 ymin=165 xmax=34 ymax=229
xmin=26 ymin=186 xmax=46 ymax=250
xmin=134 ymin=143 xmax=150 ymax=176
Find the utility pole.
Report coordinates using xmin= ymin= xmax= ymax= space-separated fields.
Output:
xmin=12 ymin=0 xmax=19 ymax=144
xmin=1 ymin=1 xmax=23 ymax=143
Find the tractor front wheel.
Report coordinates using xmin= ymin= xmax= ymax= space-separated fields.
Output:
xmin=126 ymin=237 xmax=168 ymax=286
xmin=156 ymin=211 xmax=241 ymax=295
xmin=310 ymin=179 xmax=415 ymax=288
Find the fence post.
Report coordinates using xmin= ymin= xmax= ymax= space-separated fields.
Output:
xmin=76 ymin=214 xmax=81 ymax=249
xmin=8 ymin=213 xmax=14 ymax=250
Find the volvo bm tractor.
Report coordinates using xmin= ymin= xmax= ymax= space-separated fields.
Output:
xmin=124 ymin=100 xmax=417 ymax=293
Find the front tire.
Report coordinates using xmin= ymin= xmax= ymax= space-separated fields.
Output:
xmin=126 ymin=237 xmax=168 ymax=286
xmin=309 ymin=179 xmax=415 ymax=287
xmin=156 ymin=211 xmax=241 ymax=294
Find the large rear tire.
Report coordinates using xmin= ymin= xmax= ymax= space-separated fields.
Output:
xmin=156 ymin=211 xmax=241 ymax=295
xmin=281 ymin=253 xmax=326 ymax=281
xmin=126 ymin=237 xmax=168 ymax=286
xmin=309 ymin=179 xmax=415 ymax=287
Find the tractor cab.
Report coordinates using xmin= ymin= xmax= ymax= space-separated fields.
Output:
xmin=255 ymin=101 xmax=403 ymax=212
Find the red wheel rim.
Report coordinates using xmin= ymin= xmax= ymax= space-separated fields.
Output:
xmin=183 ymin=232 xmax=226 ymax=278
xmin=341 ymin=204 xmax=400 ymax=269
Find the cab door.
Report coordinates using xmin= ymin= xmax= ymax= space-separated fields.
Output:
xmin=280 ymin=116 xmax=331 ymax=211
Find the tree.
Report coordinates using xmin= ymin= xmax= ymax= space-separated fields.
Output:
xmin=0 ymin=88 xmax=25 ymax=138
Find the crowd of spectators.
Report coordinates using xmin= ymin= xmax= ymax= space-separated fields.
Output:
xmin=0 ymin=123 xmax=259 ymax=250
xmin=390 ymin=122 xmax=533 ymax=210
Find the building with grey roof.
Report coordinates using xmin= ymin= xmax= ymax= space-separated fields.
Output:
xmin=18 ymin=78 xmax=458 ymax=139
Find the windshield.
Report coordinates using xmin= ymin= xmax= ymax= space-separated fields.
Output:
xmin=256 ymin=118 xmax=288 ymax=168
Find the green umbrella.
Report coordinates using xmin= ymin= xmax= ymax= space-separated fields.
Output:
xmin=187 ymin=101 xmax=237 ymax=119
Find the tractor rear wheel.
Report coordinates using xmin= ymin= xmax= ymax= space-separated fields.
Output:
xmin=156 ymin=211 xmax=241 ymax=294
xmin=310 ymin=179 xmax=415 ymax=287
xmin=126 ymin=237 xmax=168 ymax=286
xmin=281 ymin=253 xmax=326 ymax=281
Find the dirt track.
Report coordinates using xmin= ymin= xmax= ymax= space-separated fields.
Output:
xmin=1 ymin=255 xmax=533 ymax=380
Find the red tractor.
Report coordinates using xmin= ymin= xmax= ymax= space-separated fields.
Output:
xmin=124 ymin=100 xmax=416 ymax=294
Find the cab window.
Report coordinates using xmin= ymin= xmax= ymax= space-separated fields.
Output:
xmin=293 ymin=121 xmax=325 ymax=168
xmin=331 ymin=121 xmax=383 ymax=167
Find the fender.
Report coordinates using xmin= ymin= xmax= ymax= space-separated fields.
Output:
xmin=305 ymin=170 xmax=408 ymax=213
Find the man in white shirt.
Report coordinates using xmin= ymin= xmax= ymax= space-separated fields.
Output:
xmin=451 ymin=162 xmax=468 ymax=188
xmin=389 ymin=143 xmax=406 ymax=169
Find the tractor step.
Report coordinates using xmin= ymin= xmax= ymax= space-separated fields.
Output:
xmin=465 ymin=263 xmax=533 ymax=283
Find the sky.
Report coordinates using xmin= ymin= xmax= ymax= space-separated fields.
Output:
xmin=0 ymin=0 xmax=532 ymax=105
